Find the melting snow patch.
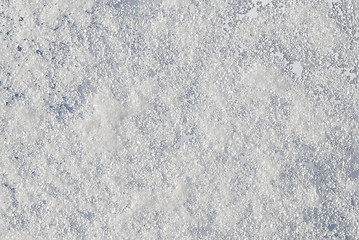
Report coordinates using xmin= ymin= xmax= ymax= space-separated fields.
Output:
xmin=291 ymin=61 xmax=303 ymax=78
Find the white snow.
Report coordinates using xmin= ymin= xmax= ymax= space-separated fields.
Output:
xmin=1 ymin=0 xmax=359 ymax=239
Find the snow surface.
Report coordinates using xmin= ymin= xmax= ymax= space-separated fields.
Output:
xmin=1 ymin=0 xmax=359 ymax=239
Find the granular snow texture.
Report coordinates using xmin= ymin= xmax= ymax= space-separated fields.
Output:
xmin=1 ymin=0 xmax=359 ymax=239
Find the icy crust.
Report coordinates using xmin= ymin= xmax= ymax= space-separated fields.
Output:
xmin=1 ymin=0 xmax=359 ymax=239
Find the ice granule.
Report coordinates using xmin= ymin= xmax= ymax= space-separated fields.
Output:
xmin=1 ymin=0 xmax=359 ymax=239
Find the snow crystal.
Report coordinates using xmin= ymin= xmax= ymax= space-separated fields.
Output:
xmin=1 ymin=0 xmax=359 ymax=239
